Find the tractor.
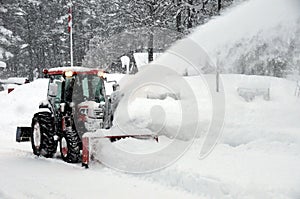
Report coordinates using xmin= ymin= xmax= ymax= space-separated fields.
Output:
xmin=17 ymin=67 xmax=120 ymax=163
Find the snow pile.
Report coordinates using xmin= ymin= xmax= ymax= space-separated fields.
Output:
xmin=0 ymin=79 xmax=49 ymax=140
xmin=222 ymin=75 xmax=300 ymax=147
xmin=104 ymin=73 xmax=125 ymax=95
xmin=237 ymin=75 xmax=270 ymax=90
xmin=134 ymin=53 xmax=162 ymax=68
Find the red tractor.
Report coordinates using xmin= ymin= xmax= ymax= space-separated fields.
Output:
xmin=17 ymin=67 xmax=119 ymax=163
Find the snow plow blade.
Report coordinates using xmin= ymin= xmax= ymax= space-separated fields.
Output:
xmin=82 ymin=132 xmax=158 ymax=168
xmin=16 ymin=127 xmax=31 ymax=142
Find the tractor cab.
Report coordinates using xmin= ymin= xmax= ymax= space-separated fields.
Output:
xmin=47 ymin=69 xmax=105 ymax=109
xmin=44 ymin=67 xmax=113 ymax=133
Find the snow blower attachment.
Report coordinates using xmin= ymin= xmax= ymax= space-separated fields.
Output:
xmin=82 ymin=132 xmax=158 ymax=168
xmin=16 ymin=67 xmax=157 ymax=166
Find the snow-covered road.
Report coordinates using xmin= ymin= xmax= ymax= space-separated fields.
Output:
xmin=0 ymin=145 xmax=199 ymax=199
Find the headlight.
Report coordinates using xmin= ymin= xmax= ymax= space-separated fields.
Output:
xmin=65 ymin=71 xmax=74 ymax=77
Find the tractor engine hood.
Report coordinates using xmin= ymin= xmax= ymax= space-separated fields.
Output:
xmin=78 ymin=101 xmax=104 ymax=119
xmin=77 ymin=101 xmax=105 ymax=132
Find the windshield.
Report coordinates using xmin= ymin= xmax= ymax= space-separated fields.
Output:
xmin=65 ymin=75 xmax=105 ymax=103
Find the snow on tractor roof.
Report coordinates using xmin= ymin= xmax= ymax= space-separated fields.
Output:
xmin=48 ymin=66 xmax=94 ymax=72
xmin=46 ymin=67 xmax=104 ymax=76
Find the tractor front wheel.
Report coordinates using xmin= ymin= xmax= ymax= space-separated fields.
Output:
xmin=31 ymin=112 xmax=57 ymax=158
xmin=60 ymin=130 xmax=81 ymax=163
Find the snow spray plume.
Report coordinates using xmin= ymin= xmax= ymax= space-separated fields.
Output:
xmin=191 ymin=0 xmax=300 ymax=75
xmin=80 ymin=26 xmax=225 ymax=173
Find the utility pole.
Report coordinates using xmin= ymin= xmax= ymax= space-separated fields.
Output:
xmin=68 ymin=0 xmax=74 ymax=67
xmin=216 ymin=59 xmax=220 ymax=92
xmin=216 ymin=0 xmax=221 ymax=92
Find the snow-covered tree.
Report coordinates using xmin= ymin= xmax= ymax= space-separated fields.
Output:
xmin=1 ymin=0 xmax=237 ymax=77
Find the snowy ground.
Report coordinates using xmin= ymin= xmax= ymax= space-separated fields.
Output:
xmin=0 ymin=74 xmax=299 ymax=199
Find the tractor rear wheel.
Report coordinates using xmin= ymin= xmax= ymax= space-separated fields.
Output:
xmin=31 ymin=112 xmax=57 ymax=158
xmin=60 ymin=129 xmax=81 ymax=163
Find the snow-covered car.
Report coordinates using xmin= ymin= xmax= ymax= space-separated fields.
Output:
xmin=4 ymin=77 xmax=29 ymax=85
xmin=0 ymin=77 xmax=29 ymax=93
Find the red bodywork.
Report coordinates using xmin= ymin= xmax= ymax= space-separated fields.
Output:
xmin=78 ymin=105 xmax=89 ymax=122
xmin=8 ymin=88 xmax=14 ymax=93
xmin=43 ymin=68 xmax=106 ymax=76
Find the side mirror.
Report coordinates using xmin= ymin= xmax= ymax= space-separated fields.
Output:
xmin=48 ymin=83 xmax=58 ymax=97
xmin=112 ymin=83 xmax=120 ymax=91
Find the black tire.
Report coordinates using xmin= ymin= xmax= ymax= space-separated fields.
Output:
xmin=60 ymin=129 xmax=81 ymax=163
xmin=31 ymin=112 xmax=57 ymax=158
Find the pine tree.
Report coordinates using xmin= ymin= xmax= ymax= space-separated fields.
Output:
xmin=1 ymin=0 xmax=237 ymax=77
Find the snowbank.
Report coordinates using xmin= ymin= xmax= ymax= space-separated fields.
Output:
xmin=134 ymin=53 xmax=162 ymax=68
xmin=0 ymin=79 xmax=49 ymax=140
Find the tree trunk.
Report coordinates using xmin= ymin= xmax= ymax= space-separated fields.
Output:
xmin=187 ymin=0 xmax=193 ymax=29
xmin=148 ymin=2 xmax=155 ymax=63
xmin=148 ymin=29 xmax=154 ymax=63
xmin=176 ymin=0 xmax=182 ymax=33
xmin=25 ymin=15 xmax=34 ymax=81
xmin=218 ymin=0 xmax=222 ymax=12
